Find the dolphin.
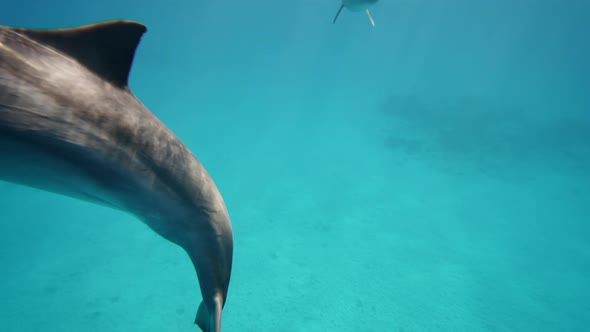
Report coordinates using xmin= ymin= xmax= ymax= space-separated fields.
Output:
xmin=0 ymin=20 xmax=233 ymax=332
xmin=333 ymin=0 xmax=379 ymax=27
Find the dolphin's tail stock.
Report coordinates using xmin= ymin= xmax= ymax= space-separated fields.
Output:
xmin=333 ymin=4 xmax=345 ymax=24
xmin=196 ymin=296 xmax=223 ymax=332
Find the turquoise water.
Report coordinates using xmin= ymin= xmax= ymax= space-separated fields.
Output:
xmin=1 ymin=0 xmax=589 ymax=331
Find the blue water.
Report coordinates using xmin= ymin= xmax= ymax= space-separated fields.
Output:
xmin=1 ymin=0 xmax=589 ymax=331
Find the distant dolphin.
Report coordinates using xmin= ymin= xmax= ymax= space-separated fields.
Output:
xmin=333 ymin=0 xmax=379 ymax=27
xmin=0 ymin=20 xmax=233 ymax=332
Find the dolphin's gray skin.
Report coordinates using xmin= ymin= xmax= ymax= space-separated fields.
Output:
xmin=0 ymin=20 xmax=233 ymax=332
xmin=333 ymin=0 xmax=379 ymax=27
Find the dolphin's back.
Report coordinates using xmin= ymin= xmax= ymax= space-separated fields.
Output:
xmin=0 ymin=22 xmax=209 ymax=216
xmin=0 ymin=23 xmax=163 ymax=212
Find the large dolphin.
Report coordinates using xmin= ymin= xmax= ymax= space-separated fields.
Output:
xmin=333 ymin=0 xmax=379 ymax=27
xmin=0 ymin=20 xmax=233 ymax=332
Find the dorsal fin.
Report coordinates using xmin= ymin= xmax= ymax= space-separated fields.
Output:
xmin=13 ymin=20 xmax=147 ymax=89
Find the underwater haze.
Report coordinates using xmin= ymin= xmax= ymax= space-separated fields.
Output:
xmin=1 ymin=0 xmax=589 ymax=331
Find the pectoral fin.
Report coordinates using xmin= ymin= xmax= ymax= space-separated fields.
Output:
xmin=366 ymin=9 xmax=375 ymax=27
xmin=333 ymin=4 xmax=345 ymax=24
